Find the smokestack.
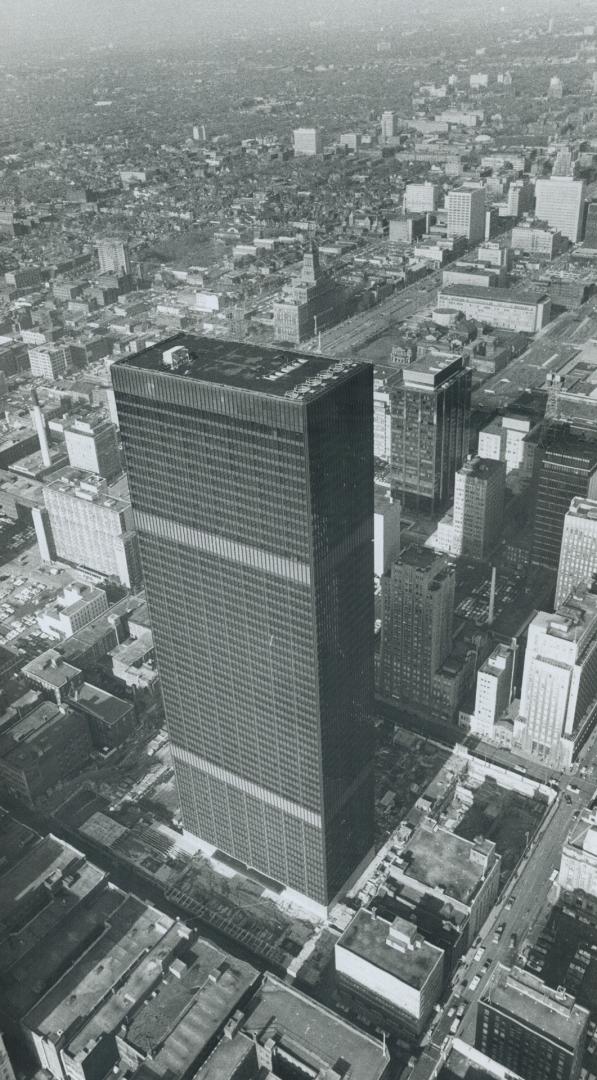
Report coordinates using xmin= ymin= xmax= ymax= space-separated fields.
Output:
xmin=488 ymin=566 xmax=497 ymax=625
xmin=30 ymin=389 xmax=51 ymax=468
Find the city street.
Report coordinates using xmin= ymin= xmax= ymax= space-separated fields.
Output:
xmin=429 ymin=771 xmax=596 ymax=1052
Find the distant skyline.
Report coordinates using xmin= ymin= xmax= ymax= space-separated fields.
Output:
xmin=2 ymin=0 xmax=594 ymax=56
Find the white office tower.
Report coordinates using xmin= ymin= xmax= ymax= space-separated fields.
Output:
xmin=517 ymin=587 xmax=597 ymax=768
xmin=293 ymin=127 xmax=322 ymax=156
xmin=556 ymin=498 xmax=597 ymax=607
xmin=381 ymin=110 xmax=396 ymax=141
xmin=593 ymin=71 xmax=597 ymax=95
xmin=552 ymin=144 xmax=576 ymax=178
xmin=471 ymin=644 xmax=514 ymax=739
xmin=96 ymin=238 xmax=130 ymax=276
xmin=446 ymin=186 xmax=486 ymax=242
xmin=63 ymin=414 xmax=121 ymax=481
xmin=451 ymin=455 xmax=505 ymax=560
xmin=404 ymin=182 xmax=439 ymax=214
xmin=373 ymin=380 xmax=392 ymax=463
xmin=548 ymin=75 xmax=563 ymax=98
xmin=534 ymin=177 xmax=586 ymax=242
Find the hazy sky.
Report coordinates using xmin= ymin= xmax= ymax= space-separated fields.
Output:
xmin=0 ymin=0 xmax=582 ymax=56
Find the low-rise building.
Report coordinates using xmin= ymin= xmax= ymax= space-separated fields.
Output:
xmin=36 ymin=583 xmax=108 ymax=640
xmin=559 ymin=808 xmax=597 ymax=898
xmin=70 ymin=682 xmax=135 ymax=748
xmin=388 ymin=821 xmax=501 ymax=946
xmin=437 ymin=285 xmax=551 ymax=333
xmin=335 ymin=909 xmax=444 ymax=1036
xmin=0 ymin=701 xmax=91 ymax=805
xmin=510 ymin=224 xmax=569 ymax=259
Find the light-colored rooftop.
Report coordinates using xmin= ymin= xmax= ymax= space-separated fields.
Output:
xmin=338 ymin=909 xmax=443 ymax=988
xmin=483 ymin=964 xmax=589 ymax=1049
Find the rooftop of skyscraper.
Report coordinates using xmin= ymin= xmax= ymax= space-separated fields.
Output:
xmin=44 ymin=467 xmax=130 ymax=512
xmin=482 ymin=964 xmax=589 ymax=1047
xmin=458 ymin=455 xmax=505 ymax=479
xmin=402 ymin=352 xmax=464 ymax=388
xmin=114 ymin=333 xmax=366 ymax=400
xmin=567 ymin=497 xmax=597 ymax=520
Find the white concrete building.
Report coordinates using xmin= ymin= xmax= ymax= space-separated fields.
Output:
xmin=437 ymin=285 xmax=551 ymax=333
xmin=293 ymin=127 xmax=322 ymax=156
xmin=29 ymin=345 xmax=68 ymax=381
xmin=471 ymin=644 xmax=514 ymax=739
xmin=478 ymin=412 xmax=539 ymax=488
xmin=556 ymin=498 xmax=597 ymax=608
xmin=335 ymin=909 xmax=444 ymax=1036
xmin=534 ymin=177 xmax=586 ymax=242
xmin=63 ymin=415 xmax=121 ymax=480
xmin=451 ymin=455 xmax=506 ymax=559
xmin=36 ymin=583 xmax=108 ymax=640
xmin=43 ymin=468 xmax=140 ymax=588
xmin=517 ymin=587 xmax=597 ymax=767
xmin=374 ymin=492 xmax=400 ymax=577
xmin=380 ymin=110 xmax=396 ymax=141
xmin=446 ymin=186 xmax=486 ymax=242
xmin=373 ymin=381 xmax=392 ymax=463
xmin=559 ymin=809 xmax=597 ymax=897
xmin=404 ymin=182 xmax=439 ymax=214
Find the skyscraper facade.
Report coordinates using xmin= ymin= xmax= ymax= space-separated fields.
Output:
xmin=451 ymin=455 xmax=506 ymax=560
xmin=531 ymin=427 xmax=597 ymax=571
xmin=534 ymin=177 xmax=586 ymax=242
xmin=112 ymin=335 xmax=376 ymax=910
xmin=390 ymin=354 xmax=471 ymax=512
xmin=446 ymin=186 xmax=486 ymax=242
xmin=556 ymin=497 xmax=597 ymax=607
xmin=518 ymin=587 xmax=597 ymax=767
xmin=379 ymin=547 xmax=454 ymax=711
xmin=96 ymin=238 xmax=131 ymax=277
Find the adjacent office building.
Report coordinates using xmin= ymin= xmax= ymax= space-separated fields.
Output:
xmin=559 ymin=808 xmax=597 ymax=898
xmin=404 ymin=182 xmax=439 ymax=214
xmin=28 ymin=344 xmax=69 ymax=381
xmin=531 ymin=427 xmax=597 ymax=571
xmin=293 ymin=127 xmax=322 ymax=156
xmin=584 ymin=201 xmax=597 ymax=248
xmin=379 ymin=547 xmax=454 ymax=711
xmin=96 ymin=238 xmax=130 ymax=277
xmin=112 ymin=335 xmax=376 ymax=911
xmin=476 ymin=964 xmax=589 ymax=1080
xmin=517 ymin=586 xmax=597 ymax=767
xmin=381 ymin=110 xmax=396 ymax=141
xmin=43 ymin=468 xmax=141 ymax=588
xmin=534 ymin=177 xmax=586 ymax=242
xmin=446 ymin=186 xmax=486 ymax=243
xmin=451 ymin=455 xmax=506 ymax=560
xmin=390 ymin=354 xmax=471 ymax=512
xmin=273 ymin=245 xmax=344 ymax=344
xmin=63 ymin=414 xmax=121 ymax=480
xmin=437 ymin=285 xmax=551 ymax=333
xmin=478 ymin=411 xmax=540 ymax=490
xmin=556 ymin=497 xmax=597 ymax=607
xmin=510 ymin=223 xmax=569 ymax=259
xmin=470 ymin=644 xmax=514 ymax=740
xmin=335 ymin=910 xmax=445 ymax=1037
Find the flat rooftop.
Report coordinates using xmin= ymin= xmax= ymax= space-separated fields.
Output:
xmin=402 ymin=353 xmax=464 ymax=388
xmin=0 ymin=834 xmax=88 ymax=923
xmin=72 ymin=682 xmax=132 ymax=726
xmin=565 ymin=808 xmax=597 ymax=857
xmin=534 ymin=589 xmax=597 ymax=642
xmin=122 ymin=940 xmax=258 ymax=1075
xmin=459 ymin=456 xmax=505 ymax=480
xmin=113 ymin=333 xmax=367 ymax=401
xmin=44 ymin=466 xmax=130 ymax=512
xmin=483 ymin=964 xmax=589 ymax=1049
xmin=243 ymin=973 xmax=388 ymax=1079
xmin=338 ymin=909 xmax=442 ymax=988
xmin=22 ymin=649 xmax=81 ymax=687
xmin=24 ymin=896 xmax=175 ymax=1041
xmin=399 ymin=823 xmax=495 ymax=905
xmin=440 ymin=284 xmax=547 ymax=306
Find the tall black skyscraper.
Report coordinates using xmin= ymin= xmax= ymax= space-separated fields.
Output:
xmin=112 ymin=335 xmax=375 ymax=909
xmin=531 ymin=425 xmax=597 ymax=571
